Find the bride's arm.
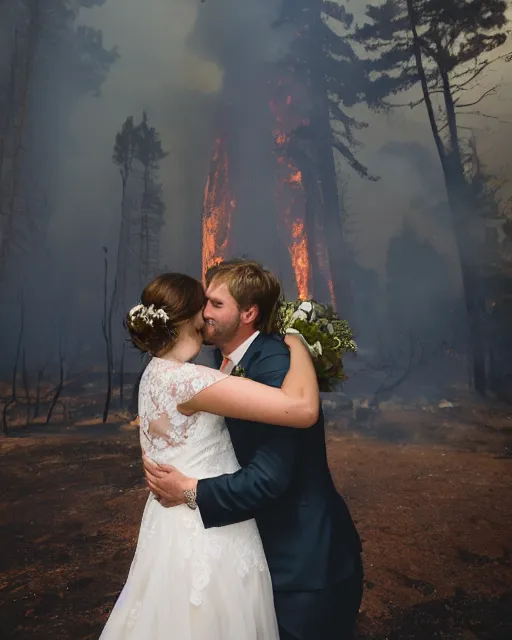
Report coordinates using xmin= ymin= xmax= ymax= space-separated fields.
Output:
xmin=179 ymin=336 xmax=319 ymax=428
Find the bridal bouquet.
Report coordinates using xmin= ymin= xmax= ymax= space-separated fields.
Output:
xmin=277 ymin=299 xmax=357 ymax=391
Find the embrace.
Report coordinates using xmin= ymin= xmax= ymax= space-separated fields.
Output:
xmin=100 ymin=259 xmax=363 ymax=640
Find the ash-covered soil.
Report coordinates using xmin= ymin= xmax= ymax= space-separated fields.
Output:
xmin=1 ymin=399 xmax=511 ymax=639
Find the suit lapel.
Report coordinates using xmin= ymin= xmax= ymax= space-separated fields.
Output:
xmin=214 ymin=333 xmax=265 ymax=374
xmin=237 ymin=333 xmax=265 ymax=375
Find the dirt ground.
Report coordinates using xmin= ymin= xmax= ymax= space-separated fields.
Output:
xmin=0 ymin=400 xmax=511 ymax=639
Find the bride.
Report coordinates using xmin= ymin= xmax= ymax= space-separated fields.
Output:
xmin=99 ymin=272 xmax=319 ymax=640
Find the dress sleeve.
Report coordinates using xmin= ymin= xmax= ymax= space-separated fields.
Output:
xmin=173 ymin=363 xmax=228 ymax=405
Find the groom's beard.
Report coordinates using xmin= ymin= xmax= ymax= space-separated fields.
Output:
xmin=202 ymin=316 xmax=240 ymax=348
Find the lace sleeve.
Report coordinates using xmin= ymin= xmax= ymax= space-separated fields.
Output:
xmin=173 ymin=363 xmax=228 ymax=405
xmin=139 ymin=361 xmax=228 ymax=453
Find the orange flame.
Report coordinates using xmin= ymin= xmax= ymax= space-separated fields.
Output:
xmin=270 ymin=76 xmax=311 ymax=300
xmin=269 ymin=70 xmax=337 ymax=307
xmin=276 ymin=132 xmax=288 ymax=146
xmin=289 ymin=220 xmax=309 ymax=300
xmin=287 ymin=170 xmax=302 ymax=185
xmin=202 ymin=137 xmax=235 ymax=275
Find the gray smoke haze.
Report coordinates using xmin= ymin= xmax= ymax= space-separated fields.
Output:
xmin=50 ymin=0 xmax=297 ymax=308
xmin=1 ymin=0 xmax=512 ymax=397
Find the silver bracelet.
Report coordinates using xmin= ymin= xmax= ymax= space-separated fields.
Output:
xmin=183 ymin=488 xmax=197 ymax=510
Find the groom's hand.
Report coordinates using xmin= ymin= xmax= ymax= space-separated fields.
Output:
xmin=143 ymin=455 xmax=197 ymax=508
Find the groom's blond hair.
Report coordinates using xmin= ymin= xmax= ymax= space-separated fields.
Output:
xmin=205 ymin=259 xmax=282 ymax=334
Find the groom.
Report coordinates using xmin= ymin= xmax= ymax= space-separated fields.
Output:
xmin=144 ymin=259 xmax=363 ymax=639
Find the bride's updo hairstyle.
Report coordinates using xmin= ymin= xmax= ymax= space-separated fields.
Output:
xmin=126 ymin=273 xmax=206 ymax=356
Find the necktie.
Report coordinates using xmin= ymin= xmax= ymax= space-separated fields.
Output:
xmin=220 ymin=356 xmax=231 ymax=373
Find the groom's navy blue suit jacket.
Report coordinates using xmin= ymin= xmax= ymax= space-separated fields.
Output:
xmin=196 ymin=333 xmax=362 ymax=592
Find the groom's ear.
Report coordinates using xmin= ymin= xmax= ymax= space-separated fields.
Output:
xmin=240 ymin=305 xmax=259 ymax=326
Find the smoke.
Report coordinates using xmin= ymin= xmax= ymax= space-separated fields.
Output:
xmin=0 ymin=0 xmax=510 ymax=397
xmin=55 ymin=0 xmax=220 ymax=273
xmin=0 ymin=0 xmax=298 ymax=370
xmin=54 ymin=0 xmax=295 ymax=285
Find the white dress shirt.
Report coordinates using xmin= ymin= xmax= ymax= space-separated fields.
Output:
xmin=221 ymin=330 xmax=260 ymax=375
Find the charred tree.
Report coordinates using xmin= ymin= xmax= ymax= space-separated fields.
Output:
xmin=1 ymin=296 xmax=24 ymax=436
xmin=112 ymin=116 xmax=137 ymax=407
xmin=110 ymin=113 xmax=166 ymax=407
xmin=45 ymin=335 xmax=65 ymax=425
xmin=112 ymin=116 xmax=137 ymax=312
xmin=134 ymin=112 xmax=167 ymax=288
xmin=101 ymin=247 xmax=115 ymax=423
xmin=0 ymin=1 xmax=118 ymax=285
xmin=0 ymin=0 xmax=40 ymax=282
xmin=33 ymin=361 xmax=47 ymax=420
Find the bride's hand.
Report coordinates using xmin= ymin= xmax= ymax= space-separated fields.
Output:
xmin=284 ymin=333 xmax=301 ymax=348
xmin=284 ymin=333 xmax=310 ymax=354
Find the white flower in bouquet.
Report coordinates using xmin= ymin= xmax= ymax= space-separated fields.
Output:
xmin=277 ymin=297 xmax=357 ymax=391
xmin=298 ymin=301 xmax=312 ymax=314
xmin=291 ymin=309 xmax=308 ymax=322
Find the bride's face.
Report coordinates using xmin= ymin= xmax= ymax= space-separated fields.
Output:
xmin=192 ymin=309 xmax=205 ymax=335
xmin=160 ymin=309 xmax=205 ymax=362
xmin=186 ymin=310 xmax=206 ymax=357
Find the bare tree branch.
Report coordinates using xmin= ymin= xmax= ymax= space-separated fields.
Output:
xmin=456 ymin=110 xmax=512 ymax=125
xmin=451 ymin=58 xmax=493 ymax=89
xmin=455 ymin=85 xmax=498 ymax=108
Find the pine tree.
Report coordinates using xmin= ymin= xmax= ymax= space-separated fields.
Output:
xmin=352 ymin=0 xmax=509 ymax=393
xmin=134 ymin=111 xmax=167 ymax=287
xmin=112 ymin=116 xmax=137 ymax=311
xmin=110 ymin=112 xmax=167 ymax=408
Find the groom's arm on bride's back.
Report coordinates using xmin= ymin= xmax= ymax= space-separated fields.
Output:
xmin=196 ymin=346 xmax=300 ymax=529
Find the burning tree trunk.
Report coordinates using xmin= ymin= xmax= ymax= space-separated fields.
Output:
xmin=268 ymin=0 xmax=371 ymax=312
xmin=302 ymin=0 xmax=362 ymax=316
xmin=199 ymin=1 xmax=368 ymax=305
xmin=202 ymin=136 xmax=236 ymax=275
xmin=308 ymin=59 xmax=350 ymax=312
xmin=270 ymin=81 xmax=312 ymax=300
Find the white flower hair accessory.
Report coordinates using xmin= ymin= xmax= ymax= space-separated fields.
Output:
xmin=128 ymin=303 xmax=170 ymax=327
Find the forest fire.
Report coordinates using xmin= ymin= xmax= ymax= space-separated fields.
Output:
xmin=201 ymin=137 xmax=235 ymax=274
xmin=290 ymin=219 xmax=309 ymax=299
xmin=270 ymin=80 xmax=311 ymax=300
xmin=201 ymin=68 xmax=336 ymax=305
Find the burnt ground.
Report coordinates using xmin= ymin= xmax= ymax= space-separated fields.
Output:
xmin=0 ymin=398 xmax=511 ymax=639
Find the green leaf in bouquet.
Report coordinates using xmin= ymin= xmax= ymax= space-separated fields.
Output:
xmin=276 ymin=296 xmax=356 ymax=391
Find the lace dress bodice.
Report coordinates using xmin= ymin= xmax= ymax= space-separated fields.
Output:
xmin=138 ymin=358 xmax=239 ymax=478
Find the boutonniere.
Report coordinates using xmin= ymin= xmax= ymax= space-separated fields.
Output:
xmin=231 ymin=364 xmax=247 ymax=378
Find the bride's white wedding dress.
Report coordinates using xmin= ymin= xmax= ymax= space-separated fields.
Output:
xmin=100 ymin=357 xmax=279 ymax=640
